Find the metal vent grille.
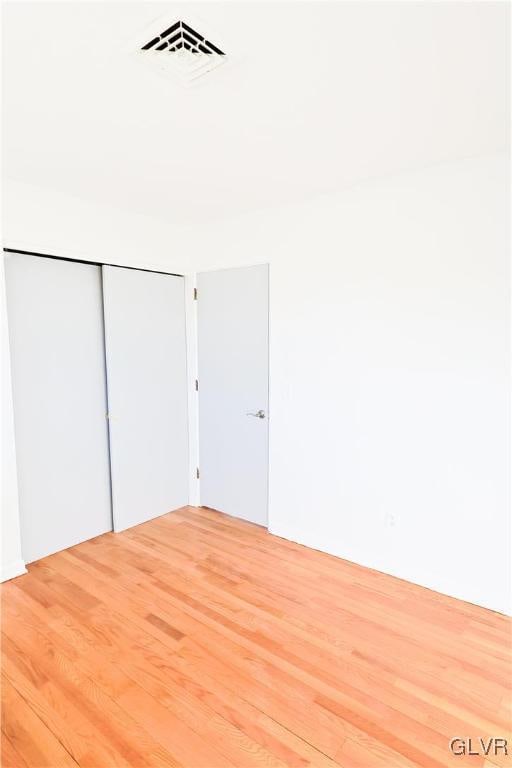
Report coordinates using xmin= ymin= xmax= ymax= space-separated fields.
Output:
xmin=140 ymin=20 xmax=226 ymax=83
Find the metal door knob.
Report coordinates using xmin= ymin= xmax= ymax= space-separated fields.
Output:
xmin=246 ymin=409 xmax=266 ymax=419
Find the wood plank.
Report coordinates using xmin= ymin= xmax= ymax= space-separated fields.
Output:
xmin=1 ymin=506 xmax=510 ymax=768
xmin=1 ymin=674 xmax=78 ymax=767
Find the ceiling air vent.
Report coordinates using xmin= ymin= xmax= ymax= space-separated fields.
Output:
xmin=140 ymin=20 xmax=226 ymax=84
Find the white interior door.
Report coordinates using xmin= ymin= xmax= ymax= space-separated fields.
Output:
xmin=102 ymin=266 xmax=189 ymax=532
xmin=5 ymin=253 xmax=112 ymax=563
xmin=197 ymin=264 xmax=269 ymax=526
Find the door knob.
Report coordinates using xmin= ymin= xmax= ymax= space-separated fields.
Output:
xmin=246 ymin=409 xmax=266 ymax=419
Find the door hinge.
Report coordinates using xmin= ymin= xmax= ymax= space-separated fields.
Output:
xmin=195 ymin=379 xmax=199 ymax=391
xmin=196 ymin=467 xmax=200 ymax=479
xmin=193 ymin=287 xmax=198 ymax=300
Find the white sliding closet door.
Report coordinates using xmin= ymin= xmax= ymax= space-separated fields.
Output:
xmin=5 ymin=253 xmax=112 ymax=563
xmin=102 ymin=266 xmax=189 ymax=532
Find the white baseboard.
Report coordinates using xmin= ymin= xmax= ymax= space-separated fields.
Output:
xmin=268 ymin=525 xmax=512 ymax=618
xmin=1 ymin=559 xmax=27 ymax=583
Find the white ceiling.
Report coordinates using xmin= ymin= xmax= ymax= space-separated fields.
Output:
xmin=3 ymin=1 xmax=509 ymax=227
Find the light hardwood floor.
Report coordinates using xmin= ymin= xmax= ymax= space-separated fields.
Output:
xmin=1 ymin=506 xmax=511 ymax=768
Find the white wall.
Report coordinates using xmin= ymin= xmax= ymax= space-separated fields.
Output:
xmin=186 ymin=153 xmax=511 ymax=616
xmin=2 ymin=153 xmax=510 ymax=614
xmin=3 ymin=180 xmax=187 ymax=274
xmin=3 ymin=1 xmax=508 ymax=607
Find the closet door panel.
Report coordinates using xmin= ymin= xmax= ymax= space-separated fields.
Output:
xmin=5 ymin=253 xmax=112 ymax=563
xmin=102 ymin=266 xmax=189 ymax=532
